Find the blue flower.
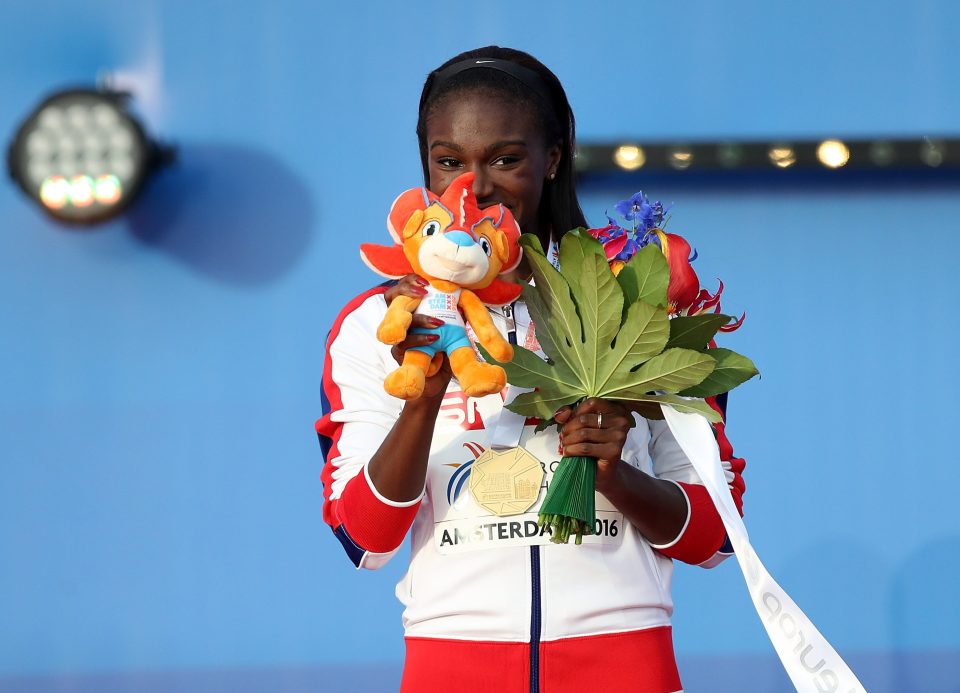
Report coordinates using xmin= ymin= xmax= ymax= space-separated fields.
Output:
xmin=615 ymin=193 xmax=651 ymax=223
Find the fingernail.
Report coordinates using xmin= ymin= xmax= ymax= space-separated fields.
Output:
xmin=416 ymin=278 xmax=429 ymax=287
xmin=428 ymin=335 xmax=439 ymax=342
xmin=414 ymin=287 xmax=428 ymax=295
xmin=429 ymin=318 xmax=445 ymax=326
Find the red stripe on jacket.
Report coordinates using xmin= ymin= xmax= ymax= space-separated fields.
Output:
xmin=654 ymin=395 xmax=746 ymax=565
xmin=315 ymin=286 xmax=421 ymax=555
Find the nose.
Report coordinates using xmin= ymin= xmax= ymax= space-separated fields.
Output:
xmin=471 ymin=167 xmax=494 ymax=205
xmin=445 ymin=231 xmax=476 ymax=247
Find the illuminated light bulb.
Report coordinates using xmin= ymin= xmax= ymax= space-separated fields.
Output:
xmin=613 ymin=144 xmax=646 ymax=170
xmin=817 ymin=139 xmax=850 ymax=168
xmin=768 ymin=144 xmax=797 ymax=168
xmin=40 ymin=176 xmax=70 ymax=209
xmin=70 ymin=175 xmax=95 ymax=207
xmin=95 ymin=175 xmax=122 ymax=205
xmin=614 ymin=145 xmax=646 ymax=170
xmin=668 ymin=148 xmax=693 ymax=170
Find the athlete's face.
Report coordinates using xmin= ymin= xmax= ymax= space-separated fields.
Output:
xmin=425 ymin=91 xmax=561 ymax=245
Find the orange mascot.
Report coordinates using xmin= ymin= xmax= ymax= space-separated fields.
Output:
xmin=360 ymin=172 xmax=523 ymax=400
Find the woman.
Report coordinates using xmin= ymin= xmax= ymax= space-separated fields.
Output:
xmin=316 ymin=46 xmax=746 ymax=693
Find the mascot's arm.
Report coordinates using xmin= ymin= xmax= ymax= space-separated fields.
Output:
xmin=377 ymin=295 xmax=421 ymax=345
xmin=459 ymin=290 xmax=513 ymax=363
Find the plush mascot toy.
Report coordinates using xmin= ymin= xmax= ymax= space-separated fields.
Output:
xmin=361 ymin=172 xmax=523 ymax=400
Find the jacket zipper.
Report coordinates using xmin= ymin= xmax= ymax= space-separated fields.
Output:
xmin=529 ymin=545 xmax=542 ymax=693
xmin=502 ymin=305 xmax=541 ymax=692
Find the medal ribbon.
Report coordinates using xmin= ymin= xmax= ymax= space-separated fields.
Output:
xmin=661 ymin=404 xmax=866 ymax=693
xmin=486 ymin=302 xmax=529 ymax=449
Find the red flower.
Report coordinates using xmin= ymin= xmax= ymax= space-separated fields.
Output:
xmin=656 ymin=230 xmax=700 ymax=313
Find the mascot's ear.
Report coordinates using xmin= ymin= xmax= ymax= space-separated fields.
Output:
xmin=497 ymin=206 xmax=523 ymax=273
xmin=400 ymin=209 xmax=425 ymax=240
xmin=387 ymin=187 xmax=434 ymax=244
xmin=360 ymin=243 xmax=411 ymax=279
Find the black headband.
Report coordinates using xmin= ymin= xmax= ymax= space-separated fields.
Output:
xmin=427 ymin=58 xmax=554 ymax=110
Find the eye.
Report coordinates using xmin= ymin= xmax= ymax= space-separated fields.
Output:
xmin=479 ymin=237 xmax=493 ymax=256
xmin=422 ymin=220 xmax=442 ymax=237
xmin=437 ymin=157 xmax=461 ymax=169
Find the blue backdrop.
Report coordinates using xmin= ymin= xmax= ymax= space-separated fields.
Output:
xmin=2 ymin=1 xmax=959 ymax=691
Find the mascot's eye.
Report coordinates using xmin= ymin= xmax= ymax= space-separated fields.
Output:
xmin=479 ymin=238 xmax=493 ymax=256
xmin=422 ymin=220 xmax=442 ymax=237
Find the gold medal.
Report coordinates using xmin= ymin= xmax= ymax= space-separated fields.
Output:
xmin=468 ymin=446 xmax=545 ymax=517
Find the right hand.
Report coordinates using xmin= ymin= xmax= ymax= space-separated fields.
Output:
xmin=385 ymin=274 xmax=452 ymax=400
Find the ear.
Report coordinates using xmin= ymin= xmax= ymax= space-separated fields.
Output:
xmin=497 ymin=206 xmax=523 ymax=272
xmin=545 ymin=140 xmax=562 ymax=180
xmin=360 ymin=243 xmax=413 ymax=279
xmin=401 ymin=209 xmax=425 ymax=240
xmin=493 ymin=230 xmax=510 ymax=265
xmin=387 ymin=187 xmax=432 ymax=243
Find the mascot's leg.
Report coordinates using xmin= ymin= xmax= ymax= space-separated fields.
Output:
xmin=449 ymin=346 xmax=507 ymax=398
xmin=425 ymin=352 xmax=444 ymax=377
xmin=384 ymin=349 xmax=432 ymax=400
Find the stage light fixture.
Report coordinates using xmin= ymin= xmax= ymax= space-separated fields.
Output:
xmin=613 ymin=144 xmax=645 ymax=170
xmin=920 ymin=138 xmax=945 ymax=167
xmin=768 ymin=144 xmax=797 ymax=168
xmin=668 ymin=147 xmax=693 ymax=170
xmin=817 ymin=139 xmax=850 ymax=169
xmin=575 ymin=137 xmax=958 ymax=178
xmin=7 ymin=87 xmax=169 ymax=224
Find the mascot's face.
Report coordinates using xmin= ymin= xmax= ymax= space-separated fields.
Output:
xmin=402 ymin=201 xmax=511 ymax=288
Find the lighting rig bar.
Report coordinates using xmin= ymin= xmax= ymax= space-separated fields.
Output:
xmin=574 ymin=138 xmax=960 ymax=178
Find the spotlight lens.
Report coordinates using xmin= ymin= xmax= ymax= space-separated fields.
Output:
xmin=768 ymin=144 xmax=797 ymax=168
xmin=70 ymin=175 xmax=95 ymax=207
xmin=817 ymin=139 xmax=850 ymax=168
xmin=95 ymin=175 xmax=122 ymax=205
xmin=614 ymin=145 xmax=645 ymax=170
xmin=40 ymin=176 xmax=70 ymax=209
xmin=668 ymin=148 xmax=693 ymax=170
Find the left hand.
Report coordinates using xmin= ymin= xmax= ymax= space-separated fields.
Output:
xmin=553 ymin=398 xmax=634 ymax=494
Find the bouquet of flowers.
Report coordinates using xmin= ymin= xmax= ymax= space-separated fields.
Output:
xmin=484 ymin=192 xmax=757 ymax=544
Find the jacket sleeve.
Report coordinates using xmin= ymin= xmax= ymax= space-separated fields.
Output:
xmin=315 ymin=288 xmax=424 ymax=570
xmin=645 ymin=395 xmax=746 ymax=568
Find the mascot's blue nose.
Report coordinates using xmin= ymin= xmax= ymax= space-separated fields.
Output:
xmin=445 ymin=230 xmax=476 ymax=248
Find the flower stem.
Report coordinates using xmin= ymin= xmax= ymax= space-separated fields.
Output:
xmin=537 ymin=455 xmax=597 ymax=545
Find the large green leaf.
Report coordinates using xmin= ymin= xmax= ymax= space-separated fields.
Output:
xmin=557 ymin=231 xmax=624 ymax=391
xmin=477 ymin=342 xmax=579 ymax=391
xmin=595 ymin=299 xmax=669 ymax=391
xmin=616 ymin=244 xmax=669 ymax=312
xmin=666 ymin=313 xmax=732 ymax=350
xmin=520 ymin=235 xmax=589 ymax=380
xmin=608 ymin=393 xmax=723 ymax=424
xmin=678 ymin=348 xmax=759 ymax=398
xmin=599 ymin=348 xmax=715 ymax=399
xmin=506 ymin=386 xmax=583 ymax=420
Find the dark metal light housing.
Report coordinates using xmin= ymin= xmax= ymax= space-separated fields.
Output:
xmin=575 ymin=137 xmax=960 ymax=179
xmin=7 ymin=87 xmax=168 ymax=224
